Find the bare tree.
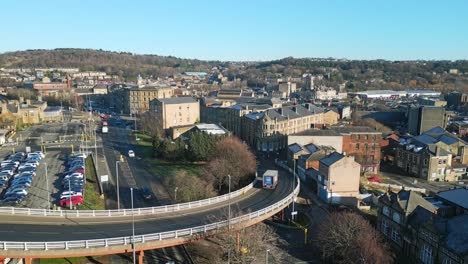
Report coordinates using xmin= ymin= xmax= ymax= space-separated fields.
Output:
xmin=164 ymin=170 xmax=216 ymax=203
xmin=315 ymin=212 xmax=393 ymax=264
xmin=205 ymin=137 xmax=257 ymax=191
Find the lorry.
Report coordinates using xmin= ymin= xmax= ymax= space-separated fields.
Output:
xmin=102 ymin=126 xmax=108 ymax=134
xmin=262 ymin=170 xmax=278 ymax=189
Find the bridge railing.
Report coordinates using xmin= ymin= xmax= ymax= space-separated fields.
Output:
xmin=0 ymin=179 xmax=299 ymax=251
xmin=0 ymin=179 xmax=257 ymax=217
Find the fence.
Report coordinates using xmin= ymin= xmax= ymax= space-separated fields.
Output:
xmin=0 ymin=179 xmax=257 ymax=217
xmin=0 ymin=179 xmax=299 ymax=251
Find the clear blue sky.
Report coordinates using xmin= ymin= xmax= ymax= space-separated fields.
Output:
xmin=2 ymin=0 xmax=467 ymax=61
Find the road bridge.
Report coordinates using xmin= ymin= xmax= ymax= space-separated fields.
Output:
xmin=0 ymin=172 xmax=299 ymax=263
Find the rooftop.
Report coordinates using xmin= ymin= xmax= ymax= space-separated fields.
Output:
xmin=320 ymin=152 xmax=344 ymax=167
xmin=293 ymin=126 xmax=379 ymax=136
xmin=194 ymin=123 xmax=227 ymax=135
xmin=157 ymin=97 xmax=198 ymax=104
xmin=436 ymin=188 xmax=468 ymax=210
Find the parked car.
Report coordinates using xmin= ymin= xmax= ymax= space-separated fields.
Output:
xmin=6 ymin=188 xmax=28 ymax=196
xmin=367 ymin=176 xmax=382 ymax=183
xmin=60 ymin=191 xmax=83 ymax=200
xmin=128 ymin=150 xmax=135 ymax=158
xmin=141 ymin=186 xmax=152 ymax=200
xmin=60 ymin=195 xmax=84 ymax=207
xmin=32 ymin=151 xmax=45 ymax=158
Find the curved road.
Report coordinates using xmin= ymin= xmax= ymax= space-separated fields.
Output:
xmin=0 ymin=170 xmax=293 ymax=242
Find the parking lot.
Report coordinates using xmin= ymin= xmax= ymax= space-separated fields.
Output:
xmin=0 ymin=121 xmax=96 ymax=209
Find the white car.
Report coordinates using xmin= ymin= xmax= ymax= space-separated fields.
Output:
xmin=33 ymin=151 xmax=45 ymax=158
xmin=60 ymin=192 xmax=83 ymax=200
xmin=128 ymin=150 xmax=135 ymax=158
xmin=64 ymin=173 xmax=84 ymax=179
xmin=27 ymin=153 xmax=42 ymax=160
xmin=19 ymin=164 xmax=36 ymax=170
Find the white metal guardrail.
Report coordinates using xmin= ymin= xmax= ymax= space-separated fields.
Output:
xmin=0 ymin=180 xmax=257 ymax=217
xmin=0 ymin=179 xmax=299 ymax=251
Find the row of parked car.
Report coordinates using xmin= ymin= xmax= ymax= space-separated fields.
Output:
xmin=0 ymin=151 xmax=45 ymax=205
xmin=59 ymin=153 xmax=87 ymax=208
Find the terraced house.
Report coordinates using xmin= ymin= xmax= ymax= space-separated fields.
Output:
xmin=241 ymin=103 xmax=327 ymax=152
xmin=394 ymin=127 xmax=468 ymax=182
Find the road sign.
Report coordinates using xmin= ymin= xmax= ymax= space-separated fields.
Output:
xmin=100 ymin=175 xmax=109 ymax=182
xmin=291 ymin=211 xmax=298 ymax=216
xmin=25 ymin=146 xmax=31 ymax=153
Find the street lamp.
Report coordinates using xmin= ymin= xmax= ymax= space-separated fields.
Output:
xmin=68 ymin=177 xmax=72 ymax=210
xmin=116 ymin=160 xmax=123 ymax=210
xmin=266 ymin=249 xmax=270 ymax=264
xmin=45 ymin=162 xmax=49 ymax=210
xmin=292 ymin=159 xmax=296 ymax=221
xmin=228 ymin=174 xmax=231 ymax=230
xmin=130 ymin=187 xmax=136 ymax=264
xmin=174 ymin=187 xmax=178 ymax=203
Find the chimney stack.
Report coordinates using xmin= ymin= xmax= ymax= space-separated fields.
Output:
xmin=37 ymin=95 xmax=42 ymax=102
xmin=26 ymin=99 xmax=31 ymax=106
xmin=19 ymin=96 xmax=24 ymax=103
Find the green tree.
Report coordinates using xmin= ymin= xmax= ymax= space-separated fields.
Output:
xmin=187 ymin=131 xmax=219 ymax=161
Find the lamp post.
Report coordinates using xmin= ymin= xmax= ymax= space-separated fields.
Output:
xmin=45 ymin=162 xmax=49 ymax=210
xmin=131 ymin=187 xmax=136 ymax=264
xmin=266 ymin=249 xmax=270 ymax=264
xmin=134 ymin=113 xmax=138 ymax=141
xmin=228 ymin=174 xmax=231 ymax=230
xmin=116 ymin=160 xmax=122 ymax=210
xmin=68 ymin=177 xmax=72 ymax=210
xmin=93 ymin=121 xmax=98 ymax=173
xmin=174 ymin=187 xmax=178 ymax=203
xmin=292 ymin=159 xmax=296 ymax=221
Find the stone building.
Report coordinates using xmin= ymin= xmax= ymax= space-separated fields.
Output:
xmin=241 ymin=103 xmax=326 ymax=152
xmin=150 ymin=97 xmax=200 ymax=130
xmin=112 ymin=86 xmax=174 ymax=114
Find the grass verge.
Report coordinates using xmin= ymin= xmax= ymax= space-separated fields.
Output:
xmin=80 ymin=156 xmax=105 ymax=210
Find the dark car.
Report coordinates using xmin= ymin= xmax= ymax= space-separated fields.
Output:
xmin=141 ymin=186 xmax=153 ymax=200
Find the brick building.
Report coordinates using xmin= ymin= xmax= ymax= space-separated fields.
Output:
xmin=289 ymin=126 xmax=382 ymax=173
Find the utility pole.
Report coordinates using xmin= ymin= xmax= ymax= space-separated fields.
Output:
xmin=292 ymin=159 xmax=296 ymax=221
xmin=228 ymin=174 xmax=231 ymax=230
xmin=116 ymin=160 xmax=121 ymax=210
xmin=45 ymin=163 xmax=49 ymax=210
xmin=131 ymin=187 xmax=136 ymax=264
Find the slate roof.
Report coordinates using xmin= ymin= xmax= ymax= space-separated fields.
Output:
xmin=438 ymin=134 xmax=459 ymax=145
xmin=304 ymin=144 xmax=319 ymax=154
xmin=381 ymin=190 xmax=437 ymax=216
xmin=320 ymin=152 xmax=344 ymax=167
xmin=264 ymin=104 xmax=324 ymax=121
xmin=414 ymin=134 xmax=438 ymax=145
xmin=423 ymin=126 xmax=446 ymax=136
xmin=288 ymin=143 xmax=304 ymax=154
xmin=436 ymin=188 xmax=468 ymax=210
xmin=445 ymin=214 xmax=468 ymax=254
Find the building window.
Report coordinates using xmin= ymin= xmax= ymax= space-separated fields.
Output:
xmin=357 ymin=135 xmax=360 ymax=140
xmin=381 ymin=220 xmax=389 ymax=236
xmin=392 ymin=212 xmax=401 ymax=224
xmin=442 ymin=258 xmax=454 ymax=264
xmin=372 ymin=135 xmax=376 ymax=141
xmin=371 ymin=144 xmax=375 ymax=151
xmin=391 ymin=229 xmax=400 ymax=242
xmin=420 ymin=244 xmax=434 ymax=264
xmin=424 ymin=159 xmax=428 ymax=165
xmin=356 ymin=143 xmax=359 ymax=150
xmin=383 ymin=206 xmax=390 ymax=216
xmin=364 ymin=135 xmax=368 ymax=140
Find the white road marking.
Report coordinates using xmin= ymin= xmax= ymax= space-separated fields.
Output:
xmin=0 ymin=230 xmax=13 ymax=233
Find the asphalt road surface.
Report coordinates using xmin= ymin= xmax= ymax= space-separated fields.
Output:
xmin=0 ymin=169 xmax=293 ymax=242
